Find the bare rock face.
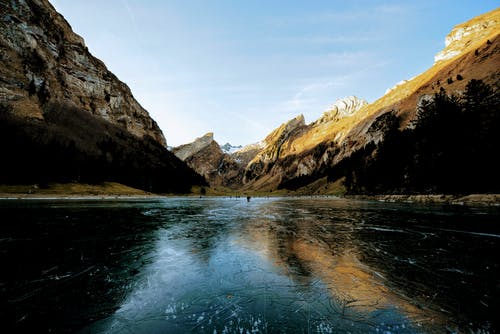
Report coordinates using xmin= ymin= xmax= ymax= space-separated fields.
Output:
xmin=434 ymin=10 xmax=499 ymax=63
xmin=231 ymin=141 xmax=265 ymax=167
xmin=172 ymin=133 xmax=243 ymax=188
xmin=243 ymin=115 xmax=305 ymax=185
xmin=0 ymin=0 xmax=166 ymax=146
xmin=173 ymin=132 xmax=215 ymax=161
xmin=384 ymin=78 xmax=415 ymax=96
xmin=239 ymin=98 xmax=371 ymax=189
xmin=253 ymin=114 xmax=305 ymax=164
xmin=315 ymin=96 xmax=368 ymax=124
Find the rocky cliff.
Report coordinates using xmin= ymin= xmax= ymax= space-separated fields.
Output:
xmin=314 ymin=96 xmax=368 ymax=125
xmin=0 ymin=0 xmax=205 ymax=192
xmin=232 ymin=141 xmax=265 ymax=168
xmin=172 ymin=133 xmax=243 ymax=188
xmin=0 ymin=0 xmax=166 ymax=146
xmin=434 ymin=11 xmax=499 ymax=63
xmin=241 ymin=98 xmax=366 ymax=190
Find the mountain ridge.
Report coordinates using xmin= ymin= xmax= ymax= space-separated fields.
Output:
xmin=172 ymin=133 xmax=243 ymax=189
xmin=177 ymin=7 xmax=500 ymax=194
xmin=0 ymin=0 xmax=166 ymax=146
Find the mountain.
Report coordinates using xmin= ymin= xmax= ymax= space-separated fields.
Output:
xmin=259 ymin=7 xmax=500 ymax=194
xmin=242 ymin=98 xmax=369 ymax=191
xmin=231 ymin=141 xmax=265 ymax=169
xmin=220 ymin=143 xmax=243 ymax=154
xmin=0 ymin=0 xmax=205 ymax=192
xmin=0 ymin=0 xmax=165 ymax=146
xmin=179 ymin=8 xmax=499 ymax=195
xmin=172 ymin=133 xmax=243 ymax=189
xmin=242 ymin=114 xmax=306 ymax=190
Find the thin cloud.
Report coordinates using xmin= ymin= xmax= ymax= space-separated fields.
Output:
xmin=121 ymin=0 xmax=139 ymax=34
xmin=280 ymin=79 xmax=346 ymax=113
xmin=324 ymin=51 xmax=371 ymax=64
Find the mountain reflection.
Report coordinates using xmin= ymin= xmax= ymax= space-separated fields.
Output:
xmin=238 ymin=200 xmax=444 ymax=329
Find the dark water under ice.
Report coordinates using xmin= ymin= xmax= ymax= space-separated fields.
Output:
xmin=0 ymin=197 xmax=499 ymax=333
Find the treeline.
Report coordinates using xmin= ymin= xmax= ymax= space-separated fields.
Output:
xmin=0 ymin=102 xmax=206 ymax=193
xmin=340 ymin=79 xmax=499 ymax=194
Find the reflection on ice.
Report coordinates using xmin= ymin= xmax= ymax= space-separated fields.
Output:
xmin=238 ymin=204 xmax=444 ymax=332
xmin=2 ymin=198 xmax=497 ymax=333
xmin=83 ymin=197 xmax=476 ymax=334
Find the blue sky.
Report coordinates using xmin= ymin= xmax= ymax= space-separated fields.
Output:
xmin=50 ymin=1 xmax=499 ymax=147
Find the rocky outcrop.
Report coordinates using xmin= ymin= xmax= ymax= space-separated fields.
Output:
xmin=239 ymin=97 xmax=371 ymax=189
xmin=242 ymin=115 xmax=306 ymax=187
xmin=173 ymin=132 xmax=215 ymax=161
xmin=172 ymin=133 xmax=243 ymax=188
xmin=250 ymin=114 xmax=305 ymax=164
xmin=314 ymin=96 xmax=368 ymax=124
xmin=231 ymin=142 xmax=265 ymax=167
xmin=0 ymin=0 xmax=166 ymax=146
xmin=384 ymin=78 xmax=415 ymax=96
xmin=434 ymin=11 xmax=499 ymax=63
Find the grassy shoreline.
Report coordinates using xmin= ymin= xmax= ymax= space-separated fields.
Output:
xmin=345 ymin=194 xmax=500 ymax=206
xmin=1 ymin=183 xmax=499 ymax=206
xmin=0 ymin=182 xmax=153 ymax=198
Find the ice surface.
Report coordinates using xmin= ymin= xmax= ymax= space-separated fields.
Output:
xmin=0 ymin=197 xmax=498 ymax=333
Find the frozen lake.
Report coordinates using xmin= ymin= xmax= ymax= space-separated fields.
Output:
xmin=0 ymin=197 xmax=498 ymax=333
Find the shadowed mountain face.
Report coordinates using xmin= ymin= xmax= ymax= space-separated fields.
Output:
xmin=0 ymin=0 xmax=165 ymax=146
xmin=0 ymin=0 xmax=205 ymax=193
xmin=179 ymin=8 xmax=500 ymax=194
xmin=172 ymin=133 xmax=244 ymax=189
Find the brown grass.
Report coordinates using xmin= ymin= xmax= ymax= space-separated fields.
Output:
xmin=0 ymin=182 xmax=150 ymax=197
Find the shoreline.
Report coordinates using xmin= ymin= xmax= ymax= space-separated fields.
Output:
xmin=0 ymin=193 xmax=161 ymax=200
xmin=0 ymin=182 xmax=157 ymax=200
xmin=345 ymin=194 xmax=500 ymax=206
xmin=1 ymin=191 xmax=499 ymax=206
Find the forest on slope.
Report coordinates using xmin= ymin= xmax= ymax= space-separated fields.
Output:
xmin=280 ymin=80 xmax=500 ymax=194
xmin=0 ymin=102 xmax=205 ymax=193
